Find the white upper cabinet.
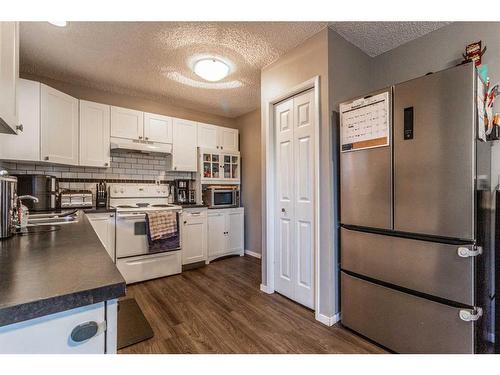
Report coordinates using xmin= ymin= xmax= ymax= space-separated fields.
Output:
xmin=197 ymin=123 xmax=219 ymax=149
xmin=144 ymin=112 xmax=172 ymax=144
xmin=219 ymin=127 xmax=239 ymax=152
xmin=196 ymin=122 xmax=239 ymax=152
xmin=80 ymin=100 xmax=111 ymax=167
xmin=169 ymin=118 xmax=198 ymax=172
xmin=110 ymin=106 xmax=144 ymax=140
xmin=0 ymin=79 xmax=40 ymax=161
xmin=40 ymin=84 xmax=79 ymax=165
xmin=0 ymin=22 xmax=19 ymax=134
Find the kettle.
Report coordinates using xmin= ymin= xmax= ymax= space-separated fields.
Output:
xmin=0 ymin=170 xmax=17 ymax=239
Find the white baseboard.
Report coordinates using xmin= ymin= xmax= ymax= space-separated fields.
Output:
xmin=260 ymin=284 xmax=273 ymax=294
xmin=315 ymin=312 xmax=341 ymax=326
xmin=244 ymin=250 xmax=262 ymax=259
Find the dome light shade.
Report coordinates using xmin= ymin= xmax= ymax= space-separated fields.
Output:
xmin=48 ymin=21 xmax=67 ymax=27
xmin=193 ymin=58 xmax=230 ymax=82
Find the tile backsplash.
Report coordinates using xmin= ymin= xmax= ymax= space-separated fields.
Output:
xmin=0 ymin=150 xmax=194 ymax=192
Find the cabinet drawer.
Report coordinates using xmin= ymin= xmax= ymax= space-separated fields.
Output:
xmin=0 ymin=302 xmax=105 ymax=354
xmin=183 ymin=209 xmax=207 ymax=220
xmin=117 ymin=251 xmax=181 ymax=284
xmin=341 ymin=272 xmax=475 ymax=353
xmin=341 ymin=228 xmax=474 ymax=305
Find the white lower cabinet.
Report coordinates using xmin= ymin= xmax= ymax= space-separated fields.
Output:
xmin=207 ymin=208 xmax=244 ymax=263
xmin=87 ymin=213 xmax=116 ymax=261
xmin=181 ymin=208 xmax=207 ymax=265
xmin=0 ymin=300 xmax=118 ymax=354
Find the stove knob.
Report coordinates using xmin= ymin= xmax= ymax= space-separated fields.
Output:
xmin=113 ymin=188 xmax=118 ymax=194
xmin=162 ymin=190 xmax=166 ymax=194
xmin=120 ymin=188 xmax=124 ymax=194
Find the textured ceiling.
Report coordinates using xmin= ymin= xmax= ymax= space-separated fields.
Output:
xmin=20 ymin=22 xmax=328 ymax=118
xmin=329 ymin=22 xmax=451 ymax=57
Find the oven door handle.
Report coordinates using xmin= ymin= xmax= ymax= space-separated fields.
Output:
xmin=117 ymin=213 xmax=147 ymax=220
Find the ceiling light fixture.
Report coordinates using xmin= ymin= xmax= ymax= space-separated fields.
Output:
xmin=193 ymin=58 xmax=230 ymax=82
xmin=48 ymin=21 xmax=67 ymax=27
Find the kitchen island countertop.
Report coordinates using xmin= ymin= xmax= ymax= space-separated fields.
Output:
xmin=0 ymin=211 xmax=125 ymax=328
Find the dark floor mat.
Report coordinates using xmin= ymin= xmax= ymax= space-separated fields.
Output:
xmin=117 ymin=298 xmax=154 ymax=350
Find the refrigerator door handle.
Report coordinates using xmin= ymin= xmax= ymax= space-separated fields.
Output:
xmin=457 ymin=246 xmax=482 ymax=258
xmin=459 ymin=307 xmax=483 ymax=322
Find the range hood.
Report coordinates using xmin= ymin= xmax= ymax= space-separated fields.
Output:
xmin=110 ymin=137 xmax=172 ymax=154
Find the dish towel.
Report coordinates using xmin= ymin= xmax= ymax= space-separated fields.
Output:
xmin=145 ymin=211 xmax=179 ymax=253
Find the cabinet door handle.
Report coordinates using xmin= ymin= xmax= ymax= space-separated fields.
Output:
xmin=138 ymin=136 xmax=143 ymax=140
xmin=70 ymin=321 xmax=106 ymax=343
xmin=16 ymin=124 xmax=23 ymax=132
xmin=104 ymin=162 xmax=109 ymax=167
xmin=44 ymin=156 xmax=49 ymax=161
xmin=145 ymin=137 xmax=149 ymax=140
xmin=183 ymin=220 xmax=187 ymax=225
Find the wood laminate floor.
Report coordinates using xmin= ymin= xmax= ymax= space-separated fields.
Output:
xmin=119 ymin=255 xmax=385 ymax=354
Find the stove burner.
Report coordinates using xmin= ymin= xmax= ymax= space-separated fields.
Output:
xmin=151 ymin=204 xmax=172 ymax=207
xmin=136 ymin=203 xmax=150 ymax=207
xmin=116 ymin=205 xmax=135 ymax=208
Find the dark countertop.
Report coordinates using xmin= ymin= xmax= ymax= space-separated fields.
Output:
xmin=0 ymin=211 xmax=125 ymax=328
xmin=83 ymin=207 xmax=117 ymax=214
xmin=180 ymin=204 xmax=208 ymax=209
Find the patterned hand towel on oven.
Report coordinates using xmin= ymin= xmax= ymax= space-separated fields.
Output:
xmin=145 ymin=211 xmax=180 ymax=252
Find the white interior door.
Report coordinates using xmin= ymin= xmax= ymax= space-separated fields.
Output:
xmin=274 ymin=98 xmax=295 ymax=300
xmin=292 ymin=90 xmax=315 ymax=308
xmin=274 ymin=89 xmax=315 ymax=309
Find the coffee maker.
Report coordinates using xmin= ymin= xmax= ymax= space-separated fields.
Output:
xmin=174 ymin=179 xmax=196 ymax=204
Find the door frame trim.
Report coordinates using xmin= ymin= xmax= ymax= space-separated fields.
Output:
xmin=262 ymin=76 xmax=321 ymax=317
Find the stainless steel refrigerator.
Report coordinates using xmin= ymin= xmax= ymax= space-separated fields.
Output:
xmin=339 ymin=62 xmax=495 ymax=354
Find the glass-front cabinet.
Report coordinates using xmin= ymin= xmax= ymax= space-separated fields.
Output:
xmin=200 ymin=148 xmax=240 ymax=184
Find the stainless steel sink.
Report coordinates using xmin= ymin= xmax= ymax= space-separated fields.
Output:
xmin=27 ymin=210 xmax=79 ymax=226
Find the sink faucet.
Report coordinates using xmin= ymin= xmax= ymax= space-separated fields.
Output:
xmin=18 ymin=195 xmax=39 ymax=203
xmin=16 ymin=195 xmax=39 ymax=228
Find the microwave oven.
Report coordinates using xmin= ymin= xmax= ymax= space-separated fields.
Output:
xmin=203 ymin=187 xmax=240 ymax=208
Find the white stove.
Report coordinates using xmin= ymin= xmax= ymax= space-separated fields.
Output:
xmin=110 ymin=183 xmax=182 ymax=284
xmin=109 ymin=183 xmax=180 ymax=212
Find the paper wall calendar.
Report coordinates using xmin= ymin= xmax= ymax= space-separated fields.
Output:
xmin=340 ymin=91 xmax=390 ymax=152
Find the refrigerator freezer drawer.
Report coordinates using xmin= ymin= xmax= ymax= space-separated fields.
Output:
xmin=340 ymin=228 xmax=474 ymax=305
xmin=341 ymin=272 xmax=475 ymax=353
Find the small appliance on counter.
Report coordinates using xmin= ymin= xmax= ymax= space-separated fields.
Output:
xmin=0 ymin=170 xmax=17 ymax=239
xmin=202 ymin=185 xmax=240 ymax=209
xmin=14 ymin=174 xmax=59 ymax=212
xmin=60 ymin=190 xmax=93 ymax=209
xmin=174 ymin=179 xmax=196 ymax=205
xmin=96 ymin=181 xmax=108 ymax=208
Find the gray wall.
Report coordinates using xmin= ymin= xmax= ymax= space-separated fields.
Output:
xmin=369 ymin=22 xmax=500 ymax=188
xmin=259 ymin=28 xmax=374 ymax=319
xmin=234 ymin=108 xmax=262 ymax=254
xmin=328 ymin=29 xmax=374 ymax=315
